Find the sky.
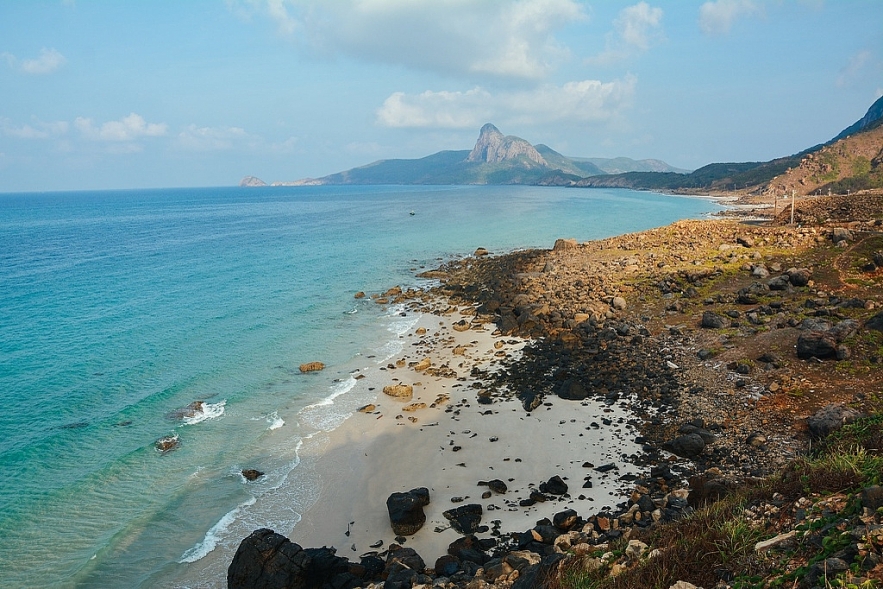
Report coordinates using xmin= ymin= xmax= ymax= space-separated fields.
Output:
xmin=1 ymin=0 xmax=881 ymax=192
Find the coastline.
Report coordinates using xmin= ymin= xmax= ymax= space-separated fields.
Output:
xmin=228 ymin=201 xmax=883 ymax=588
xmin=290 ymin=299 xmax=642 ymax=564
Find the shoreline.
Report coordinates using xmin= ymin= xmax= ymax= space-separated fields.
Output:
xmin=228 ymin=200 xmax=883 ymax=588
xmin=290 ymin=299 xmax=642 ymax=564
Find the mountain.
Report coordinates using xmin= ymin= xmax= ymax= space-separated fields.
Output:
xmin=570 ymin=96 xmax=883 ymax=194
xmin=249 ymin=124 xmax=685 ymax=187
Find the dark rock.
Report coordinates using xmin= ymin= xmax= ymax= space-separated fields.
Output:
xmin=227 ymin=528 xmax=349 ymax=589
xmin=663 ymin=433 xmax=706 ymax=458
xmin=829 ymin=319 xmax=859 ymax=341
xmin=531 ymin=525 xmax=560 ymax=543
xmin=448 ymin=535 xmax=488 ymax=565
xmin=688 ymin=475 xmax=732 ymax=507
xmin=806 ymin=404 xmax=861 ymax=439
xmin=485 ymin=479 xmax=508 ymax=494
xmin=678 ymin=424 xmax=716 ymax=444
xmin=796 ymin=331 xmax=838 ymax=359
xmin=552 ymin=509 xmax=578 ymax=531
xmin=387 ymin=488 xmax=430 ymax=536
xmin=700 ymin=311 xmax=728 ymax=329
xmin=557 ymin=379 xmax=589 ymax=400
xmin=242 ymin=469 xmax=264 ymax=481
xmin=155 ymin=434 xmax=179 ymax=454
xmin=767 ymin=275 xmax=791 ymax=291
xmin=866 ymin=310 xmax=883 ymax=332
xmin=443 ymin=504 xmax=483 ymax=535
xmin=540 ymin=475 xmax=568 ymax=495
xmin=434 ymin=554 xmax=460 ymax=577
xmin=385 ymin=546 xmax=425 ymax=574
xmin=861 ymin=486 xmax=883 ymax=511
xmin=787 ymin=268 xmax=811 ymax=287
xmin=167 ymin=400 xmax=204 ymax=420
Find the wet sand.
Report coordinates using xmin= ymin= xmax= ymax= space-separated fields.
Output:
xmin=290 ymin=304 xmax=642 ymax=564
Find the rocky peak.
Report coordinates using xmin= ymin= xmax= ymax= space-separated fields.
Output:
xmin=239 ymin=176 xmax=267 ymax=187
xmin=466 ymin=123 xmax=548 ymax=166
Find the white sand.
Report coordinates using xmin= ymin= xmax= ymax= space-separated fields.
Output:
xmin=290 ymin=304 xmax=643 ymax=564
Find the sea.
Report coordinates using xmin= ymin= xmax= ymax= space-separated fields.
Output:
xmin=0 ymin=185 xmax=722 ymax=588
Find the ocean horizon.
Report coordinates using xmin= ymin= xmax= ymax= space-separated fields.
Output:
xmin=0 ymin=185 xmax=722 ymax=587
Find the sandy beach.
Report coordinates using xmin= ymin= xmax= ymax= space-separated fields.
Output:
xmin=290 ymin=300 xmax=642 ymax=564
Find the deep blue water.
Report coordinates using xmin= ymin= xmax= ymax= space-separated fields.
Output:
xmin=0 ymin=185 xmax=721 ymax=587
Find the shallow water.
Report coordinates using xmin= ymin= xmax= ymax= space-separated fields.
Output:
xmin=0 ymin=185 xmax=721 ymax=587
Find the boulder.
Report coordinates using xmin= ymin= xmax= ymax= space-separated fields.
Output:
xmin=383 ymin=384 xmax=413 ymax=400
xmin=154 ymin=434 xmax=179 ymax=454
xmin=298 ymin=362 xmax=325 ymax=373
xmin=866 ymin=310 xmax=883 ymax=332
xmin=483 ymin=479 xmax=508 ymax=494
xmin=663 ymin=433 xmax=706 ymax=458
xmin=241 ymin=469 xmax=264 ymax=481
xmin=540 ymin=475 xmax=568 ymax=495
xmin=434 ymin=554 xmax=461 ymax=577
xmin=796 ymin=331 xmax=838 ymax=359
xmin=700 ymin=311 xmax=728 ymax=329
xmin=386 ymin=488 xmax=430 ymax=536
xmin=443 ymin=504 xmax=483 ymax=535
xmin=861 ymin=485 xmax=883 ymax=511
xmin=831 ymin=227 xmax=852 ymax=243
xmin=553 ymin=238 xmax=578 ymax=251
xmin=474 ymin=247 xmax=489 ymax=257
xmin=806 ymin=404 xmax=861 ymax=439
xmin=167 ymin=401 xmax=204 ymax=420
xmin=552 ymin=509 xmax=579 ymax=531
xmin=611 ymin=297 xmax=627 ymax=311
xmin=227 ymin=529 xmax=352 ymax=589
xmin=557 ymin=379 xmax=589 ymax=401
xmin=767 ymin=275 xmax=791 ymax=291
xmin=787 ymin=268 xmax=812 ymax=287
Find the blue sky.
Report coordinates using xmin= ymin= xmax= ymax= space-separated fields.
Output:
xmin=1 ymin=0 xmax=881 ymax=192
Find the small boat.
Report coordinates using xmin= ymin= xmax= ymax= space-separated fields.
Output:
xmin=409 ymin=210 xmax=415 ymax=216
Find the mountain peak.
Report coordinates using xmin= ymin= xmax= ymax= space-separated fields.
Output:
xmin=466 ymin=123 xmax=547 ymax=166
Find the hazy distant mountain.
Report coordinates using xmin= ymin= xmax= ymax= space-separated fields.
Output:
xmin=243 ymin=96 xmax=883 ymax=193
xmin=247 ymin=124 xmax=686 ymax=187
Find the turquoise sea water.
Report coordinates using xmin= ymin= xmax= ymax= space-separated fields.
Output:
xmin=0 ymin=185 xmax=721 ymax=587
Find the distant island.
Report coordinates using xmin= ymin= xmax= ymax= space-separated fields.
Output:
xmin=243 ymin=95 xmax=883 ymax=197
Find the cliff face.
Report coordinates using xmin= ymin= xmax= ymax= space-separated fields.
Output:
xmin=466 ymin=123 xmax=548 ymax=167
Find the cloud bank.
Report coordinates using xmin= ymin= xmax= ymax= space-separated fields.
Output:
xmin=376 ymin=76 xmax=636 ymax=129
xmin=74 ymin=113 xmax=168 ymax=142
xmin=238 ymin=0 xmax=587 ymax=81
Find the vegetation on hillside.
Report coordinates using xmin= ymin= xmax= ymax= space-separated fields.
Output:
xmin=554 ymin=414 xmax=883 ymax=589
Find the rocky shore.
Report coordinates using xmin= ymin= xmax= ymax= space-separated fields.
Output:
xmin=228 ymin=194 xmax=883 ymax=589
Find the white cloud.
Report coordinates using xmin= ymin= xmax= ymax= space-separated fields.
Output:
xmin=588 ymin=2 xmax=664 ymax=65
xmin=1 ymin=118 xmax=69 ymax=139
xmin=698 ymin=0 xmax=763 ymax=36
xmin=20 ymin=48 xmax=67 ymax=74
xmin=377 ymin=88 xmax=494 ymax=129
xmin=2 ymin=48 xmax=67 ymax=74
xmin=837 ymin=50 xmax=872 ymax=88
xmin=236 ymin=0 xmax=587 ymax=81
xmin=177 ymin=124 xmax=248 ymax=150
xmin=376 ymin=76 xmax=636 ymax=128
xmin=75 ymin=113 xmax=168 ymax=141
